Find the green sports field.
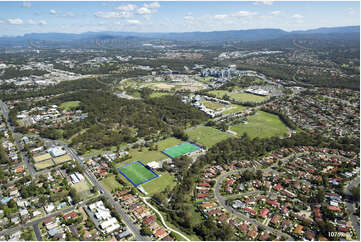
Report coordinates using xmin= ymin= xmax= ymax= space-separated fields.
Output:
xmin=162 ymin=142 xmax=200 ymax=158
xmin=230 ymin=111 xmax=289 ymax=139
xmin=186 ymin=126 xmax=233 ymax=148
xmin=60 ymin=101 xmax=81 ymax=111
xmin=208 ymin=90 xmax=267 ymax=103
xmin=118 ymin=161 xmax=158 ymax=186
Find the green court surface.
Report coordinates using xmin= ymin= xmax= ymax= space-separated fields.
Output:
xmin=162 ymin=142 xmax=200 ymax=158
xmin=118 ymin=161 xmax=158 ymax=186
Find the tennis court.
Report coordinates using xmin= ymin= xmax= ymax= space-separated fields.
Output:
xmin=162 ymin=142 xmax=200 ymax=158
xmin=117 ymin=161 xmax=158 ymax=186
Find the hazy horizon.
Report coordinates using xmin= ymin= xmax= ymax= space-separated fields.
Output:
xmin=0 ymin=1 xmax=359 ymax=37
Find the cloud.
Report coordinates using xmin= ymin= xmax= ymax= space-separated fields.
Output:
xmin=116 ymin=4 xmax=137 ymax=12
xmin=253 ymin=0 xmax=273 ymax=5
xmin=184 ymin=15 xmax=195 ymax=22
xmin=127 ymin=19 xmax=141 ymax=25
xmin=50 ymin=9 xmax=56 ymax=15
xmin=214 ymin=14 xmax=228 ymax=20
xmin=292 ymin=14 xmax=304 ymax=19
xmin=271 ymin=10 xmax=281 ymax=16
xmin=27 ymin=19 xmax=47 ymax=25
xmin=137 ymin=7 xmax=152 ymax=15
xmin=8 ymin=18 xmax=23 ymax=24
xmin=143 ymin=15 xmax=152 ymax=20
xmin=232 ymin=11 xmax=258 ymax=17
xmin=348 ymin=8 xmax=355 ymax=15
xmin=28 ymin=19 xmax=36 ymax=25
xmin=95 ymin=11 xmax=133 ymax=19
xmin=0 ymin=20 xmax=4 ymax=24
xmin=143 ymin=2 xmax=160 ymax=9
xmin=63 ymin=12 xmax=75 ymax=17
xmin=22 ymin=1 xmax=32 ymax=8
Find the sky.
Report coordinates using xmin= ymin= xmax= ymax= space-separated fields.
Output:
xmin=0 ymin=1 xmax=359 ymax=36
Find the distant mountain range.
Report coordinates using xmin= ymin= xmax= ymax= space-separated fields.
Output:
xmin=0 ymin=25 xmax=359 ymax=48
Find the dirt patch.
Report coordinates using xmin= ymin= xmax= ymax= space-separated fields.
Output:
xmin=152 ymin=83 xmax=175 ymax=90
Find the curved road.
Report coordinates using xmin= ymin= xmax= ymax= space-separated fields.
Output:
xmin=142 ymin=197 xmax=191 ymax=241
xmin=215 ymin=170 xmax=294 ymax=241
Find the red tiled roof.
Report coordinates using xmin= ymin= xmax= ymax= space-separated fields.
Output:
xmin=327 ymin=205 xmax=341 ymax=212
xmin=43 ymin=217 xmax=54 ymax=224
xmin=198 ymin=183 xmax=210 ymax=187
xmin=266 ymin=200 xmax=280 ymax=207
xmin=273 ymin=183 xmax=283 ymax=191
xmin=314 ymin=207 xmax=322 ymax=218
xmin=247 ymin=230 xmax=258 ymax=239
xmin=338 ymin=226 xmax=349 ymax=232
xmin=143 ymin=216 xmax=156 ymax=225
xmin=238 ymin=224 xmax=248 ymax=233
xmin=244 ymin=207 xmax=257 ymax=216
xmin=197 ymin=193 xmax=209 ymax=198
xmin=63 ymin=211 xmax=78 ymax=220
xmin=154 ymin=229 xmax=166 ymax=238
xmin=259 ymin=208 xmax=269 ymax=218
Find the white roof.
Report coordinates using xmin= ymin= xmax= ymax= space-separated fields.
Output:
xmin=100 ymin=217 xmax=118 ymax=229
xmin=75 ymin=172 xmax=84 ymax=181
xmin=95 ymin=209 xmax=111 ymax=220
xmin=147 ymin=161 xmax=162 ymax=169
xmin=48 ymin=146 xmax=66 ymax=157
xmin=105 ymin=223 xmax=120 ymax=234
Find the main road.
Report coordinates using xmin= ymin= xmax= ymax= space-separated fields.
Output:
xmin=50 ymin=139 xmax=149 ymax=241
xmin=0 ymin=100 xmax=37 ymax=177
xmin=0 ymin=99 xmax=148 ymax=241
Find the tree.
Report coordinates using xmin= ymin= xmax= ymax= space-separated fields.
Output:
xmin=141 ymin=225 xmax=153 ymax=236
xmin=69 ymin=187 xmax=80 ymax=204
xmin=351 ymin=184 xmax=360 ymax=202
xmin=173 ymin=128 xmax=189 ymax=141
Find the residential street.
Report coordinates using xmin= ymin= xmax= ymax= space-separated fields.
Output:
xmin=56 ymin=140 xmax=150 ymax=241
xmin=215 ymin=170 xmax=294 ymax=240
xmin=0 ymin=205 xmax=77 ymax=237
xmin=0 ymin=100 xmax=148 ymax=241
xmin=344 ymin=176 xmax=360 ymax=240
xmin=33 ymin=223 xmax=42 ymax=241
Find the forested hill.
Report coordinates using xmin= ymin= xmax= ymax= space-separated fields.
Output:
xmin=0 ymin=25 xmax=359 ymax=47
xmin=22 ymin=90 xmax=209 ymax=152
